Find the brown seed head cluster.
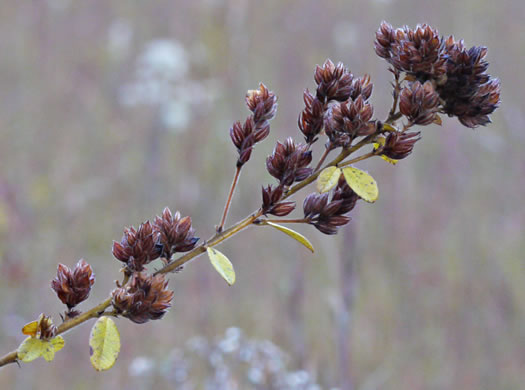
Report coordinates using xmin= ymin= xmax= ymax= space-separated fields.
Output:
xmin=153 ymin=207 xmax=199 ymax=261
xmin=375 ymin=22 xmax=500 ymax=128
xmin=51 ymin=259 xmax=95 ymax=310
xmin=399 ymin=81 xmax=440 ymax=125
xmin=439 ymin=37 xmax=500 ymax=127
xmin=266 ymin=138 xmax=313 ymax=187
xmin=261 ymin=185 xmax=295 ymax=216
xmin=299 ymin=60 xmax=353 ymax=143
xmin=375 ymin=22 xmax=446 ymax=79
xmin=230 ymin=83 xmax=277 ymax=167
xmin=303 ymin=178 xmax=359 ymax=234
xmin=382 ymin=131 xmax=421 ymax=160
xmin=325 ymin=96 xmax=375 ymax=148
xmin=112 ymin=272 xmax=174 ymax=324
xmin=112 ymin=222 xmax=161 ymax=273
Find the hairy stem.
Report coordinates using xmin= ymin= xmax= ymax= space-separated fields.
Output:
xmin=217 ymin=166 xmax=242 ymax=232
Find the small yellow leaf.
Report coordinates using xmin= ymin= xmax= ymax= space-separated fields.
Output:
xmin=380 ymin=155 xmax=398 ymax=165
xmin=21 ymin=320 xmax=39 ymax=337
xmin=17 ymin=337 xmax=46 ymax=363
xmin=265 ymin=222 xmax=315 ymax=253
xmin=89 ymin=317 xmax=121 ymax=371
xmin=207 ymin=247 xmax=236 ymax=286
xmin=382 ymin=123 xmax=397 ymax=132
xmin=342 ymin=167 xmax=379 ymax=203
xmin=42 ymin=336 xmax=65 ymax=362
xmin=316 ymin=167 xmax=341 ymax=193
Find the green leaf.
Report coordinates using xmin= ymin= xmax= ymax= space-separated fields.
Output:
xmin=17 ymin=337 xmax=46 ymax=363
xmin=207 ymin=247 xmax=236 ymax=286
xmin=89 ymin=317 xmax=121 ymax=371
xmin=265 ymin=221 xmax=315 ymax=253
xmin=17 ymin=335 xmax=65 ymax=363
xmin=316 ymin=166 xmax=341 ymax=193
xmin=342 ymin=166 xmax=379 ymax=203
xmin=42 ymin=336 xmax=65 ymax=362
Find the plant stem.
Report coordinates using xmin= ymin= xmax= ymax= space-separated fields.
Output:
xmin=0 ymin=131 xmax=379 ymax=369
xmin=314 ymin=144 xmax=332 ymax=172
xmin=262 ymin=218 xmax=310 ymax=224
xmin=337 ymin=151 xmax=377 ymax=168
xmin=217 ymin=166 xmax=242 ymax=232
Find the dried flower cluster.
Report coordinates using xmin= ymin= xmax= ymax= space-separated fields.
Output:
xmin=375 ymin=22 xmax=500 ymax=127
xmin=303 ymin=178 xmax=359 ymax=234
xmin=154 ymin=207 xmax=199 ymax=261
xmin=230 ymin=83 xmax=278 ymax=167
xmin=261 ymin=185 xmax=295 ymax=217
xmin=51 ymin=259 xmax=95 ymax=311
xmin=112 ymin=273 xmax=174 ymax=324
xmin=266 ymin=138 xmax=313 ymax=187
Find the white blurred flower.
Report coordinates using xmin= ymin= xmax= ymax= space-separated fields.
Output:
xmin=129 ymin=356 xmax=154 ymax=377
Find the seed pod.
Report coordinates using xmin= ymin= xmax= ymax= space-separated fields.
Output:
xmin=266 ymin=138 xmax=312 ymax=186
xmin=51 ymin=259 xmax=95 ymax=309
xmin=399 ymin=81 xmax=440 ymax=125
xmin=112 ymin=221 xmax=161 ymax=272
xmin=382 ymin=131 xmax=421 ymax=160
xmin=112 ymin=273 xmax=174 ymax=324
xmin=261 ymin=185 xmax=296 ymax=216
xmin=153 ymin=207 xmax=199 ymax=260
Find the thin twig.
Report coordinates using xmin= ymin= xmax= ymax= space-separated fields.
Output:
xmin=217 ymin=166 xmax=242 ymax=232
xmin=314 ymin=144 xmax=332 ymax=172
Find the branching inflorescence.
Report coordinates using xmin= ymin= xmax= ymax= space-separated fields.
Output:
xmin=0 ymin=22 xmax=500 ymax=370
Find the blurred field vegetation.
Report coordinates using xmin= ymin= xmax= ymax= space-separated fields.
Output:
xmin=0 ymin=0 xmax=523 ymax=389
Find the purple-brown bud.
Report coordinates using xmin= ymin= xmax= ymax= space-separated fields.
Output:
xmin=112 ymin=272 xmax=174 ymax=324
xmin=230 ymin=84 xmax=277 ymax=166
xmin=439 ymin=37 xmax=500 ymax=127
xmin=245 ymin=83 xmax=278 ymax=124
xmin=382 ymin=131 xmax=421 ymax=160
xmin=314 ymin=59 xmax=354 ymax=103
xmin=261 ymin=185 xmax=296 ymax=216
xmin=325 ymin=96 xmax=374 ymax=147
xmin=51 ymin=259 xmax=95 ymax=309
xmin=399 ymin=81 xmax=440 ymax=125
xmin=112 ymin=221 xmax=161 ymax=272
xmin=375 ymin=22 xmax=446 ymax=80
xmin=298 ymin=89 xmax=325 ymax=143
xmin=303 ymin=186 xmax=357 ymax=235
xmin=266 ymin=138 xmax=312 ymax=186
xmin=153 ymin=207 xmax=199 ymax=260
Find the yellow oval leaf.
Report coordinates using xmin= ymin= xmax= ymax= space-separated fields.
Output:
xmin=316 ymin=166 xmax=341 ymax=193
xmin=380 ymin=155 xmax=398 ymax=165
xmin=17 ymin=337 xmax=46 ymax=363
xmin=265 ymin=222 xmax=315 ymax=253
xmin=207 ymin=247 xmax=236 ymax=286
xmin=42 ymin=336 xmax=65 ymax=362
xmin=342 ymin=167 xmax=379 ymax=203
xmin=21 ymin=320 xmax=39 ymax=337
xmin=89 ymin=317 xmax=121 ymax=371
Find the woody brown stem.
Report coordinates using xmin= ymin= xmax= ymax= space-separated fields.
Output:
xmin=217 ymin=166 xmax=242 ymax=232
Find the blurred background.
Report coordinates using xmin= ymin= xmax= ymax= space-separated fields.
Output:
xmin=0 ymin=0 xmax=523 ymax=389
